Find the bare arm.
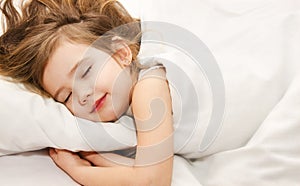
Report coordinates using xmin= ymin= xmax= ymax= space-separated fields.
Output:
xmin=49 ymin=68 xmax=174 ymax=186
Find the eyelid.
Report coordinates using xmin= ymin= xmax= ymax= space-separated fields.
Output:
xmin=64 ymin=92 xmax=72 ymax=103
xmin=81 ymin=65 xmax=92 ymax=78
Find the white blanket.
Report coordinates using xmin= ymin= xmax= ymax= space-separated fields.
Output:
xmin=190 ymin=75 xmax=300 ymax=185
xmin=140 ymin=0 xmax=300 ymax=185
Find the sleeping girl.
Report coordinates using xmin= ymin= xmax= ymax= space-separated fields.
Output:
xmin=0 ymin=0 xmax=207 ymax=185
xmin=0 ymin=0 xmax=174 ymax=185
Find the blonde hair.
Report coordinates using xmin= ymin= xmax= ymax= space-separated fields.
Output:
xmin=0 ymin=0 xmax=141 ymax=95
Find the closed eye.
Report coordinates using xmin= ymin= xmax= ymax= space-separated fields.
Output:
xmin=82 ymin=66 xmax=92 ymax=78
xmin=64 ymin=92 xmax=72 ymax=103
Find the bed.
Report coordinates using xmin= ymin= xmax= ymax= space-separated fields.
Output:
xmin=1 ymin=0 xmax=300 ymax=185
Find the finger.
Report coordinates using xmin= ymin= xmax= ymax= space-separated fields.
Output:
xmin=55 ymin=149 xmax=73 ymax=154
xmin=81 ymin=152 xmax=134 ymax=167
xmin=79 ymin=151 xmax=98 ymax=157
xmin=50 ymin=148 xmax=92 ymax=167
xmin=49 ymin=148 xmax=58 ymax=160
xmin=80 ymin=152 xmax=115 ymax=167
xmin=59 ymin=150 xmax=92 ymax=167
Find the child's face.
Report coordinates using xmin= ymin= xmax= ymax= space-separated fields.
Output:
xmin=42 ymin=41 xmax=134 ymax=122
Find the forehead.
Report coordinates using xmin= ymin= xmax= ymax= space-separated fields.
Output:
xmin=49 ymin=41 xmax=89 ymax=69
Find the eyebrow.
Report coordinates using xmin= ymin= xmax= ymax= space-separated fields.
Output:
xmin=53 ymin=58 xmax=87 ymax=100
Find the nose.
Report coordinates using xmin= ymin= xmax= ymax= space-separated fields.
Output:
xmin=78 ymin=89 xmax=92 ymax=105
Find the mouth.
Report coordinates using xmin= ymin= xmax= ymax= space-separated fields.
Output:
xmin=91 ymin=93 xmax=108 ymax=113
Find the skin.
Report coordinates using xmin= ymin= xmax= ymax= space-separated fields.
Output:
xmin=43 ymin=40 xmax=134 ymax=122
xmin=43 ymin=39 xmax=174 ymax=185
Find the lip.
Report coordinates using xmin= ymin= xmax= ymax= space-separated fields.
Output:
xmin=91 ymin=93 xmax=107 ymax=113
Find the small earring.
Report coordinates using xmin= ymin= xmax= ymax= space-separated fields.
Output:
xmin=124 ymin=59 xmax=131 ymax=65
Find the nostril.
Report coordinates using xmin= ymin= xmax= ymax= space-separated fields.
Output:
xmin=78 ymin=87 xmax=93 ymax=105
xmin=80 ymin=93 xmax=91 ymax=105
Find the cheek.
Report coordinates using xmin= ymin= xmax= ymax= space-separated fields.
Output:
xmin=93 ymin=64 xmax=119 ymax=93
xmin=93 ymin=72 xmax=110 ymax=94
xmin=111 ymin=70 xmax=132 ymax=104
xmin=42 ymin=70 xmax=57 ymax=97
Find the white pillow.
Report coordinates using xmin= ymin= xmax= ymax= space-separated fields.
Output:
xmin=0 ymin=76 xmax=136 ymax=156
xmin=0 ymin=0 xmax=140 ymax=156
xmin=0 ymin=0 xmax=141 ymax=156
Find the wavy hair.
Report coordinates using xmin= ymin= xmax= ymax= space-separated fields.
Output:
xmin=0 ymin=0 xmax=141 ymax=95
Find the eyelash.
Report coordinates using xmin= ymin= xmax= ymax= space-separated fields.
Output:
xmin=63 ymin=66 xmax=92 ymax=103
xmin=82 ymin=66 xmax=92 ymax=78
xmin=64 ymin=66 xmax=92 ymax=103
xmin=64 ymin=92 xmax=72 ymax=103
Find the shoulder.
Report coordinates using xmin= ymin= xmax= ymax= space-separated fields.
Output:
xmin=131 ymin=63 xmax=173 ymax=147
xmin=132 ymin=64 xmax=171 ymax=120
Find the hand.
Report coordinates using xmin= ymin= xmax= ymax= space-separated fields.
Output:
xmin=80 ymin=151 xmax=135 ymax=167
xmin=49 ymin=148 xmax=91 ymax=173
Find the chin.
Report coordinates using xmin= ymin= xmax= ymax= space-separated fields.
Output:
xmin=96 ymin=112 xmax=119 ymax=122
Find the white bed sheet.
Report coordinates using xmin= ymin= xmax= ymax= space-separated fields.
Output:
xmin=0 ymin=150 xmax=203 ymax=186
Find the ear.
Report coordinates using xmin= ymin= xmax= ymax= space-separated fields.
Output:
xmin=111 ymin=36 xmax=133 ymax=68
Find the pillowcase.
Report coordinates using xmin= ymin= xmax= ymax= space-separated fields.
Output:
xmin=0 ymin=76 xmax=136 ymax=156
